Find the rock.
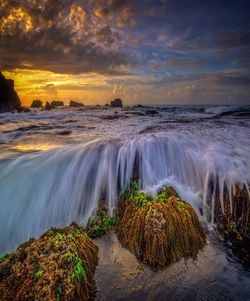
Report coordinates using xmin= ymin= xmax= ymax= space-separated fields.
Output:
xmin=213 ymin=184 xmax=250 ymax=264
xmin=17 ymin=106 xmax=30 ymax=113
xmin=51 ymin=100 xmax=64 ymax=107
xmin=0 ymin=223 xmax=98 ymax=301
xmin=31 ymin=99 xmax=43 ymax=108
xmin=117 ymin=186 xmax=206 ymax=268
xmin=45 ymin=101 xmax=53 ymax=110
xmin=105 ymin=103 xmax=110 ymax=107
xmin=145 ymin=108 xmax=159 ymax=115
xmin=110 ymin=98 xmax=123 ymax=107
xmin=133 ymin=104 xmax=144 ymax=108
xmin=69 ymin=100 xmax=84 ymax=107
xmin=0 ymin=72 xmax=21 ymax=113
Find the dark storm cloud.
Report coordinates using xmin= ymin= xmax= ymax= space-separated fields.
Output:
xmin=0 ymin=0 xmax=136 ymax=74
xmin=1 ymin=0 xmax=250 ymax=105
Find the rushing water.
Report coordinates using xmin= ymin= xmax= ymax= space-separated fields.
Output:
xmin=0 ymin=105 xmax=250 ymax=254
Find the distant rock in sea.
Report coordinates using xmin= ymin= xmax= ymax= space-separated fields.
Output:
xmin=31 ymin=99 xmax=42 ymax=108
xmin=69 ymin=100 xmax=84 ymax=107
xmin=111 ymin=98 xmax=123 ymax=107
xmin=51 ymin=100 xmax=64 ymax=107
xmin=45 ymin=101 xmax=53 ymax=110
xmin=0 ymin=72 xmax=21 ymax=113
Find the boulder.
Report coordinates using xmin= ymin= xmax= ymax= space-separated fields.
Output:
xmin=0 ymin=72 xmax=21 ymax=113
xmin=31 ymin=99 xmax=43 ymax=108
xmin=69 ymin=100 xmax=84 ymax=107
xmin=117 ymin=185 xmax=206 ymax=268
xmin=110 ymin=98 xmax=123 ymax=107
xmin=0 ymin=223 xmax=98 ymax=301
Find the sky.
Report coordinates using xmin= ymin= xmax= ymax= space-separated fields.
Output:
xmin=1 ymin=0 xmax=250 ymax=106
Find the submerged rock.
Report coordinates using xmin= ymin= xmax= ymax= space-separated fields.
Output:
xmin=117 ymin=186 xmax=206 ymax=268
xmin=31 ymin=99 xmax=42 ymax=108
xmin=0 ymin=223 xmax=98 ymax=301
xmin=0 ymin=72 xmax=21 ymax=113
xmin=69 ymin=100 xmax=84 ymax=107
xmin=110 ymin=98 xmax=123 ymax=107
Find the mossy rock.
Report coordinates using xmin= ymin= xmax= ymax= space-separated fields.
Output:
xmin=0 ymin=223 xmax=98 ymax=301
xmin=117 ymin=186 xmax=206 ymax=268
xmin=86 ymin=206 xmax=116 ymax=239
xmin=214 ymin=185 xmax=250 ymax=264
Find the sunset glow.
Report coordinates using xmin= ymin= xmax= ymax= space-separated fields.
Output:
xmin=1 ymin=0 xmax=250 ymax=105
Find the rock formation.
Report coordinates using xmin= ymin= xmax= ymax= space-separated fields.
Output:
xmin=213 ymin=184 xmax=250 ymax=263
xmin=31 ymin=99 xmax=42 ymax=108
xmin=51 ymin=100 xmax=64 ymax=107
xmin=0 ymin=223 xmax=98 ymax=301
xmin=69 ymin=100 xmax=84 ymax=107
xmin=0 ymin=72 xmax=21 ymax=113
xmin=110 ymin=98 xmax=123 ymax=107
xmin=45 ymin=101 xmax=53 ymax=110
xmin=117 ymin=185 xmax=206 ymax=268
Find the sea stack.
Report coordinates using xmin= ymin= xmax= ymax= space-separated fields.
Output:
xmin=0 ymin=72 xmax=21 ymax=113
xmin=69 ymin=100 xmax=84 ymax=107
xmin=31 ymin=99 xmax=43 ymax=108
xmin=111 ymin=98 xmax=123 ymax=107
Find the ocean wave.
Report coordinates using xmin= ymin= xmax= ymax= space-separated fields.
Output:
xmin=204 ymin=105 xmax=250 ymax=115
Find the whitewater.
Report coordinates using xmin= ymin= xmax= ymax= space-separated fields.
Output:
xmin=0 ymin=104 xmax=250 ymax=254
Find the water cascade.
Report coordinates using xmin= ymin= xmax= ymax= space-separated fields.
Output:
xmin=0 ymin=132 xmax=249 ymax=254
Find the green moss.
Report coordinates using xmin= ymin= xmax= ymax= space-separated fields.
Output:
xmin=0 ymin=253 xmax=11 ymax=264
xmin=177 ymin=200 xmax=186 ymax=211
xmin=131 ymin=191 xmax=151 ymax=208
xmin=156 ymin=191 xmax=168 ymax=202
xmin=65 ymin=251 xmax=74 ymax=264
xmin=34 ymin=269 xmax=44 ymax=280
xmin=130 ymin=180 xmax=139 ymax=194
xmin=71 ymin=252 xmax=87 ymax=284
xmin=87 ymin=208 xmax=116 ymax=238
xmin=146 ymin=207 xmax=152 ymax=220
xmin=228 ymin=221 xmax=237 ymax=233
xmin=94 ymin=225 xmax=101 ymax=233
xmin=56 ymin=287 xmax=63 ymax=300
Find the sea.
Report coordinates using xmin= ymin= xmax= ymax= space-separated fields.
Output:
xmin=0 ymin=104 xmax=250 ymax=300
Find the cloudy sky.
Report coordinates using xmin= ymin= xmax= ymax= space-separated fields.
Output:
xmin=1 ymin=0 xmax=250 ymax=105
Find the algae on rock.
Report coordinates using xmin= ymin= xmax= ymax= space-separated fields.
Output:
xmin=117 ymin=186 xmax=206 ymax=268
xmin=87 ymin=206 xmax=116 ymax=238
xmin=0 ymin=223 xmax=98 ymax=301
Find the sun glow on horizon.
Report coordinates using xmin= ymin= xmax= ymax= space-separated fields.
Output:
xmin=3 ymin=69 xmax=117 ymax=106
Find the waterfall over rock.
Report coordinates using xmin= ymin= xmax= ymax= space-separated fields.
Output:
xmin=0 ymin=131 xmax=249 ymax=254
